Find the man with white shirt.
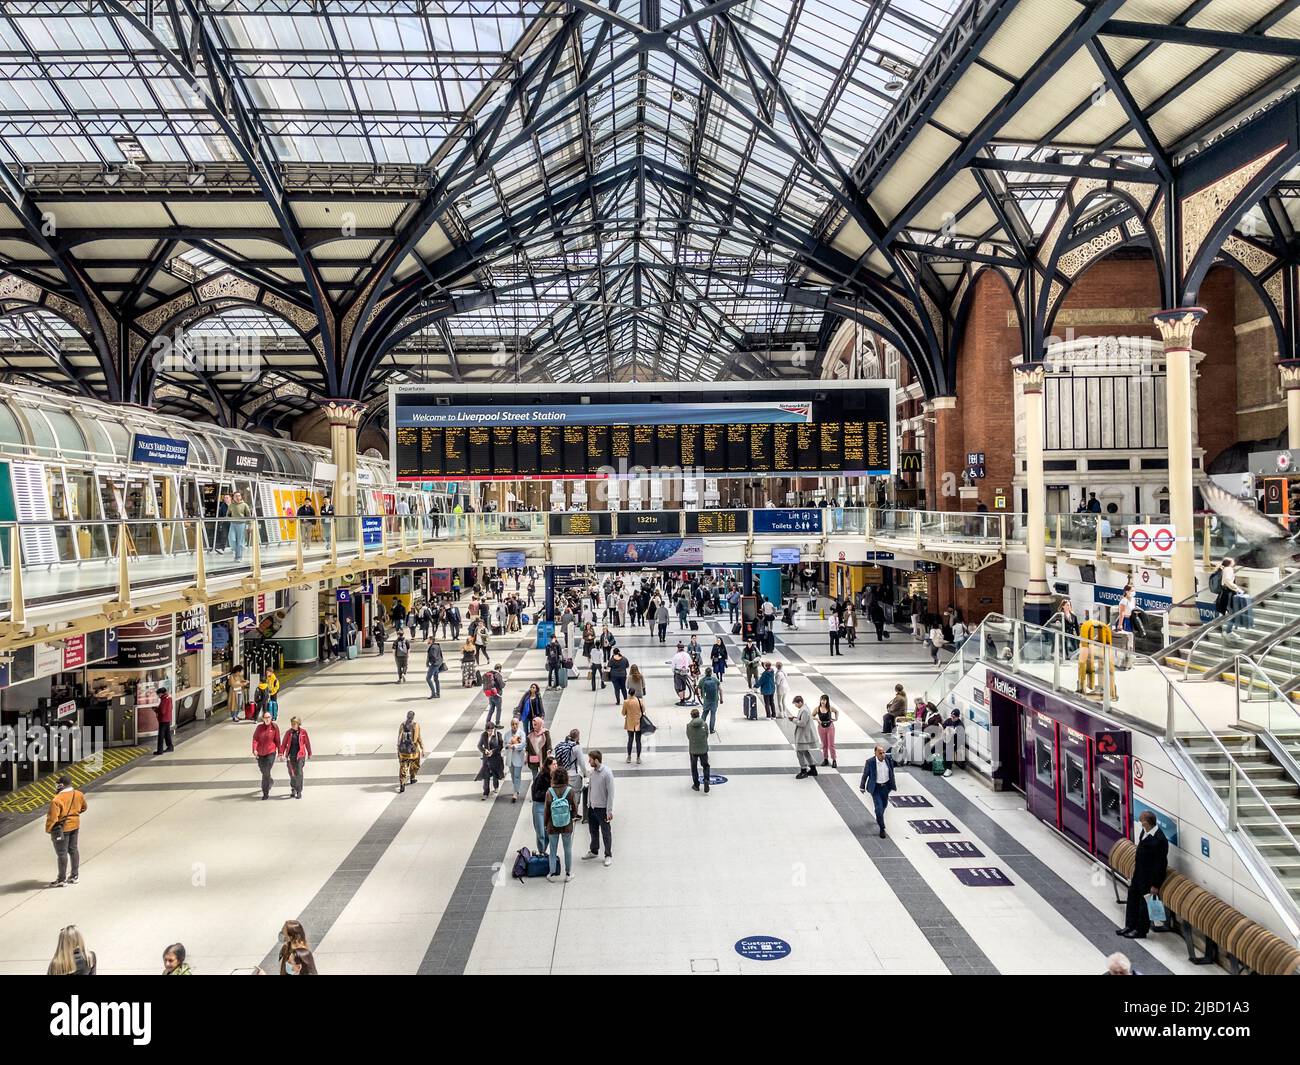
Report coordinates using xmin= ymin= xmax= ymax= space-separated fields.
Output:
xmin=859 ymin=744 xmax=897 ymax=838
xmin=671 ymin=643 xmax=692 ymax=705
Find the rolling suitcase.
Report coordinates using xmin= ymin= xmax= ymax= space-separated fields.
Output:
xmin=743 ymin=693 xmax=758 ymax=720
xmin=688 ymin=620 xmax=699 ymax=631
xmin=762 ymin=630 xmax=775 ymax=653
xmin=558 ymin=666 xmax=569 ymax=689
xmin=731 ymin=623 xmax=742 ymax=636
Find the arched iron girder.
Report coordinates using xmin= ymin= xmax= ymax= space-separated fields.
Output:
xmin=100 ymin=0 xmax=340 ymax=390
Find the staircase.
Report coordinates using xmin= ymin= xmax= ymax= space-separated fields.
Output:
xmin=1182 ymin=729 xmax=1300 ymax=906
xmin=1163 ymin=574 xmax=1300 ymax=688
xmin=1164 ymin=569 xmax=1300 ymax=686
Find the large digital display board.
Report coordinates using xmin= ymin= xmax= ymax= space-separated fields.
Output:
xmin=391 ymin=382 xmax=893 ymax=481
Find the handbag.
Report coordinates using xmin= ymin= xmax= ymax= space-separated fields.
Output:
xmin=1146 ymin=894 xmax=1167 ymax=924
xmin=638 ymin=701 xmax=657 ymax=735
xmin=50 ymin=815 xmax=68 ymax=843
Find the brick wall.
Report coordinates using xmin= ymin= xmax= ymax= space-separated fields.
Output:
xmin=1233 ymin=270 xmax=1288 ymax=446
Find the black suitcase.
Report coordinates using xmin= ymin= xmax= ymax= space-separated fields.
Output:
xmin=688 ymin=620 xmax=698 ymax=631
xmin=762 ymin=631 xmax=775 ymax=653
xmin=731 ymin=623 xmax=741 ymax=636
xmin=743 ymin=693 xmax=758 ymax=720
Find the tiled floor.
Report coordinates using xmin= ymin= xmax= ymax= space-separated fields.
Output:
xmin=0 ymin=600 xmax=1217 ymax=975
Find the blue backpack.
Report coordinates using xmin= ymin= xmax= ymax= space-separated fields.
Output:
xmin=548 ymin=786 xmax=573 ymax=829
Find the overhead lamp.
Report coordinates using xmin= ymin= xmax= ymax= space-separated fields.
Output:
xmin=112 ymin=133 xmax=150 ymax=164
xmin=884 ymin=78 xmax=905 ymax=92
xmin=879 ymin=53 xmax=914 ymax=93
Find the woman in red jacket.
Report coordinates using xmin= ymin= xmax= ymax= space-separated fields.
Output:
xmin=252 ymin=712 xmax=281 ymax=800
xmin=278 ymin=716 xmax=312 ymax=799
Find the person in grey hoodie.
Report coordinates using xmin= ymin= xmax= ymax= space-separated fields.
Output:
xmin=788 ymin=695 xmax=820 ymax=779
xmin=655 ymin=601 xmax=670 ymax=644
xmin=581 ymin=750 xmax=616 ymax=866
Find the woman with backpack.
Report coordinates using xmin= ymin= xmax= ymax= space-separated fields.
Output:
xmin=397 ymin=711 xmax=423 ymax=793
xmin=530 ymin=755 xmax=557 ymax=854
xmin=544 ymin=766 xmax=578 ymax=882
xmin=393 ymin=632 xmax=410 ymax=683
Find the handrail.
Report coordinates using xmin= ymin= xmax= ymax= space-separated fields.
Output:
xmin=1161 ymin=569 xmax=1300 ymax=680
xmin=932 ymin=613 xmax=1300 ymax=895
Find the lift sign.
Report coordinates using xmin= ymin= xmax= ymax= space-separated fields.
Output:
xmin=735 ymin=936 xmax=791 ymax=961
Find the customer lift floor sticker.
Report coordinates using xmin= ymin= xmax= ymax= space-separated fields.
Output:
xmin=928 ymin=841 xmax=985 ymax=859
xmin=908 ymin=818 xmax=958 ymax=834
xmin=707 ymin=775 xmax=727 ymax=785
xmin=735 ymin=936 xmax=791 ymax=961
xmin=953 ymin=867 xmax=1014 ymax=887
xmin=890 ymin=794 xmax=932 ymax=807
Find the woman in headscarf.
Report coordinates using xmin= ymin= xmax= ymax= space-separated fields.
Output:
xmin=516 ymin=682 xmax=545 ymax=731
xmin=397 ymin=711 xmax=423 ymax=793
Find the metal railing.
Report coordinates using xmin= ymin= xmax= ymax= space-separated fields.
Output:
xmin=927 ymin=611 xmax=1300 ymax=912
xmin=1160 ymin=569 xmax=1300 ymax=680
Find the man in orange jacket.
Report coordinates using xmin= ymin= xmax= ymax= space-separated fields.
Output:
xmin=45 ymin=774 xmax=87 ymax=887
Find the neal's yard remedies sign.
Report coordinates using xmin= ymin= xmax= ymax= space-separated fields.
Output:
xmin=130 ymin=433 xmax=190 ymax=467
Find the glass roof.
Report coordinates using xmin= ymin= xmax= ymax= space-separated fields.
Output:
xmin=0 ymin=0 xmax=965 ymax=415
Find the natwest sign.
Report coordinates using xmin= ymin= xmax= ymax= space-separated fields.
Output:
xmin=990 ymin=676 xmax=1019 ymax=700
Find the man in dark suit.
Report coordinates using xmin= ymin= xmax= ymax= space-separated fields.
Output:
xmin=1118 ymin=810 xmax=1169 ymax=939
xmin=859 ymin=745 xmax=897 ymax=839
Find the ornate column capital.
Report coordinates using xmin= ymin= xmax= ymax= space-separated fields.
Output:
xmin=930 ymin=395 xmax=958 ymax=411
xmin=321 ymin=399 xmax=365 ymax=429
xmin=1011 ymin=360 xmax=1046 ymax=394
xmin=1277 ymin=358 xmax=1300 ymax=391
xmin=1151 ymin=307 xmax=1207 ymax=350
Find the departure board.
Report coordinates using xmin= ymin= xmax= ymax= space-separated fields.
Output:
xmin=391 ymin=386 xmax=894 ymax=479
xmin=548 ymin=512 xmax=613 ymax=536
xmin=773 ymin=423 xmax=794 ymax=474
xmin=749 ymin=424 xmax=774 ymax=473
xmin=540 ymin=426 xmax=563 ymax=476
xmin=468 ymin=427 xmax=492 ymax=476
xmin=656 ymin=424 xmax=680 ymax=469
xmin=611 ymin=425 xmax=632 ymax=465
xmin=842 ymin=420 xmax=865 ymax=470
xmin=686 ymin=510 xmax=751 ymax=535
xmin=726 ymin=424 xmax=748 ymax=471
xmin=818 ymin=422 xmax=842 ymax=473
xmin=443 ymin=426 xmax=467 ymax=475
xmin=679 ymin=424 xmax=699 ymax=469
xmin=396 ymin=427 xmax=419 ymax=477
xmin=492 ymin=427 xmax=514 ymax=476
xmin=701 ymin=425 xmax=725 ymax=473
xmin=587 ymin=425 xmax=610 ymax=469
xmin=562 ymin=427 xmax=586 ymax=471
xmin=795 ymin=423 xmax=818 ymax=470
xmin=421 ymin=427 xmax=442 ymax=476
xmin=516 ymin=426 xmax=539 ymax=476
xmin=632 ymin=424 xmax=656 ymax=469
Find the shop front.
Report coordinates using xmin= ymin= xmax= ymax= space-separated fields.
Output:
xmin=86 ymin=616 xmax=174 ymax=747
xmin=0 ymin=628 xmax=118 ymax=788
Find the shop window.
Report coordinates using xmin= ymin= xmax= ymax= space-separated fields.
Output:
xmin=1035 ymin=736 xmax=1055 ymax=788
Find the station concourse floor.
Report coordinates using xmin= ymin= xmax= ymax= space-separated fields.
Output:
xmin=0 ymin=602 xmax=1212 ymax=976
